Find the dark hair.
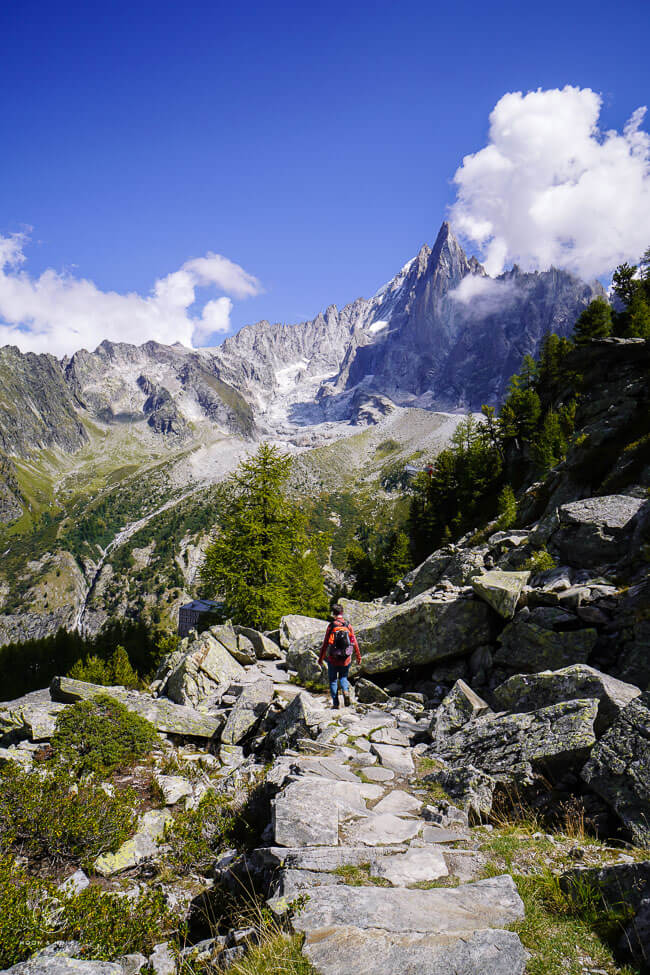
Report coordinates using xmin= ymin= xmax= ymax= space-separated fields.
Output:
xmin=331 ymin=603 xmax=344 ymax=617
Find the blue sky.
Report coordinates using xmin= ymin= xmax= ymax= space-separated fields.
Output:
xmin=1 ymin=0 xmax=649 ymax=354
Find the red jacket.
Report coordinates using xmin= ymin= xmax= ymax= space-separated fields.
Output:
xmin=318 ymin=615 xmax=361 ymax=667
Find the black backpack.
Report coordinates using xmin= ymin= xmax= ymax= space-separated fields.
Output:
xmin=329 ymin=619 xmax=351 ymax=662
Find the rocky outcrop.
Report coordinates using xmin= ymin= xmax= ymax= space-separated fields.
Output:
xmin=494 ymin=613 xmax=598 ymax=673
xmin=434 ymin=698 xmax=599 ymax=778
xmin=157 ymin=629 xmax=246 ymax=707
xmin=552 ymin=495 xmax=645 ymax=568
xmin=493 ymin=665 xmax=641 ymax=734
xmin=472 ymin=569 xmax=530 ymax=619
xmin=581 ymin=692 xmax=650 ymax=846
xmin=50 ymin=676 xmax=222 ymax=739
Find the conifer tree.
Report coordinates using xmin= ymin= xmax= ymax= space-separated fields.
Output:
xmin=573 ymin=297 xmax=612 ymax=344
xmin=200 ymin=443 xmax=326 ymax=630
xmin=496 ymin=485 xmax=517 ymax=529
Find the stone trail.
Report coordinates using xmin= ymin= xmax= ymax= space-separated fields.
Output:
xmin=254 ymin=693 xmax=529 ymax=975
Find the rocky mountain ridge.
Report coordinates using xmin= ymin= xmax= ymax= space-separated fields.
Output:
xmin=0 ymin=223 xmax=602 ymax=468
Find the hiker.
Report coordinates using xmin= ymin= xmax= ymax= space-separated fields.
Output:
xmin=318 ymin=604 xmax=361 ymax=709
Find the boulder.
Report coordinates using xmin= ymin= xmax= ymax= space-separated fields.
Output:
xmin=163 ymin=631 xmax=246 ymax=705
xmin=344 ymin=813 xmax=422 ymax=846
xmin=425 ymin=764 xmax=498 ymax=821
xmin=265 ymin=692 xmax=323 ymax=756
xmin=221 ymin=679 xmax=274 ymax=745
xmin=234 ymin=625 xmax=284 ymax=660
xmin=0 ymin=946 xmax=122 ymax=974
xmin=581 ymin=692 xmax=650 ymax=847
xmin=155 ymin=774 xmax=193 ymax=805
xmin=493 ymin=665 xmax=641 ymax=734
xmin=285 ymin=642 xmax=327 ymax=689
xmin=430 ymin=679 xmax=491 ymax=741
xmin=436 ymin=698 xmax=599 ymax=777
xmin=494 ymin=617 xmax=597 ymax=673
xmin=280 ymin=614 xmax=327 ymax=650
xmin=94 ymin=809 xmax=172 ymax=877
xmin=552 ymin=495 xmax=644 ymax=568
xmin=355 ymin=678 xmax=389 ymax=704
xmin=358 ymin=594 xmax=492 ymax=676
xmin=0 ymin=689 xmax=66 ymax=745
xmin=50 ymin=677 xmax=222 ymax=739
xmin=339 ymin=597 xmax=385 ymax=627
xmin=472 ymin=569 xmax=530 ymax=619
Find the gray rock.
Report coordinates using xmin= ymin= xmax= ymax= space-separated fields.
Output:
xmin=272 ymin=777 xmax=369 ymax=847
xmin=163 ymin=630 xmax=246 ymax=705
xmin=370 ymin=743 xmax=415 ymax=777
xmin=302 ymin=925 xmax=528 ymax=975
xmin=493 ymin=665 xmax=641 ymax=734
xmin=280 ymin=614 xmax=327 ymax=650
xmin=155 ymin=774 xmax=193 ymax=805
xmin=289 ymin=874 xmax=524 ymax=935
xmin=117 ymin=955 xmax=147 ymax=975
xmin=0 ymin=945 xmax=123 ymax=974
xmin=436 ymin=698 xmax=599 ymax=777
xmin=361 ymin=766 xmax=395 ymax=782
xmin=370 ymin=846 xmax=448 ymax=885
xmin=256 ymin=844 xmax=409 ymax=872
xmin=265 ymin=692 xmax=323 ymax=755
xmin=581 ymin=693 xmax=650 ymax=847
xmin=430 ymin=679 xmax=491 ymax=741
xmin=231 ymin=634 xmax=257 ymax=666
xmin=358 ymin=594 xmax=493 ymax=676
xmin=221 ymin=679 xmax=273 ymax=745
xmin=94 ymin=809 xmax=172 ymax=877
xmin=355 ymin=678 xmax=389 ymax=704
xmin=553 ymin=495 xmax=644 ymax=567
xmin=472 ymin=569 xmax=530 ymax=619
xmin=345 ymin=813 xmax=422 ymax=847
xmin=494 ymin=619 xmax=598 ymax=672
xmin=372 ymin=790 xmax=422 ymax=817
xmin=148 ymin=943 xmax=176 ymax=975
xmin=234 ymin=625 xmax=284 ymax=660
xmin=58 ymin=869 xmax=90 ymax=896
xmin=425 ymin=765 xmax=498 ymax=821
xmin=50 ymin=677 xmax=222 ymax=740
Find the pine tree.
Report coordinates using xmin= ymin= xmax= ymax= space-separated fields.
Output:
xmin=573 ymin=298 xmax=612 ymax=344
xmin=110 ymin=645 xmax=139 ymax=688
xmin=622 ymin=293 xmax=650 ymax=339
xmin=200 ymin=443 xmax=326 ymax=630
xmin=496 ymin=485 xmax=517 ymax=529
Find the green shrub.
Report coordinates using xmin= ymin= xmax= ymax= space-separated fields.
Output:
xmin=0 ymin=853 xmax=179 ymax=966
xmin=51 ymin=695 xmax=158 ymax=776
xmin=522 ymin=548 xmax=558 ymax=575
xmin=0 ymin=764 xmax=136 ymax=865
xmin=496 ymin=484 xmax=517 ymax=529
xmin=162 ymin=789 xmax=235 ymax=875
xmin=68 ymin=646 xmax=140 ymax=688
xmin=63 ymin=885 xmax=180 ymax=960
xmin=0 ymin=854 xmax=50 ymax=968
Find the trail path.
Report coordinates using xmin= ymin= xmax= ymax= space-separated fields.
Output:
xmin=256 ymin=690 xmax=529 ymax=975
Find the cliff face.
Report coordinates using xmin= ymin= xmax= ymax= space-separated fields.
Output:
xmin=0 ymin=346 xmax=87 ymax=457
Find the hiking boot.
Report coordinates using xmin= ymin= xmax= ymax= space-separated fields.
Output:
xmin=332 ymin=696 xmax=340 ymax=709
xmin=343 ymin=692 xmax=351 ymax=707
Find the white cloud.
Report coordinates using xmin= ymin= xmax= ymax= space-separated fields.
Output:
xmin=448 ymin=274 xmax=519 ymax=317
xmin=450 ymin=86 xmax=650 ymax=279
xmin=0 ymin=233 xmax=262 ymax=357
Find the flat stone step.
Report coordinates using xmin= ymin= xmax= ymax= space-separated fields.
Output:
xmin=302 ymin=925 xmax=528 ymax=975
xmin=344 ymin=813 xmax=422 ymax=846
xmin=286 ymin=875 xmax=524 ymax=936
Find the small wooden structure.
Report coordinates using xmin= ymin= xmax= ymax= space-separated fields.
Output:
xmin=177 ymin=599 xmax=222 ymax=637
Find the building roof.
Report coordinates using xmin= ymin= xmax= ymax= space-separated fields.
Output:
xmin=179 ymin=599 xmax=221 ymax=613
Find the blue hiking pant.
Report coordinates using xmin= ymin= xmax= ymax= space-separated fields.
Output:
xmin=327 ymin=661 xmax=350 ymax=702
